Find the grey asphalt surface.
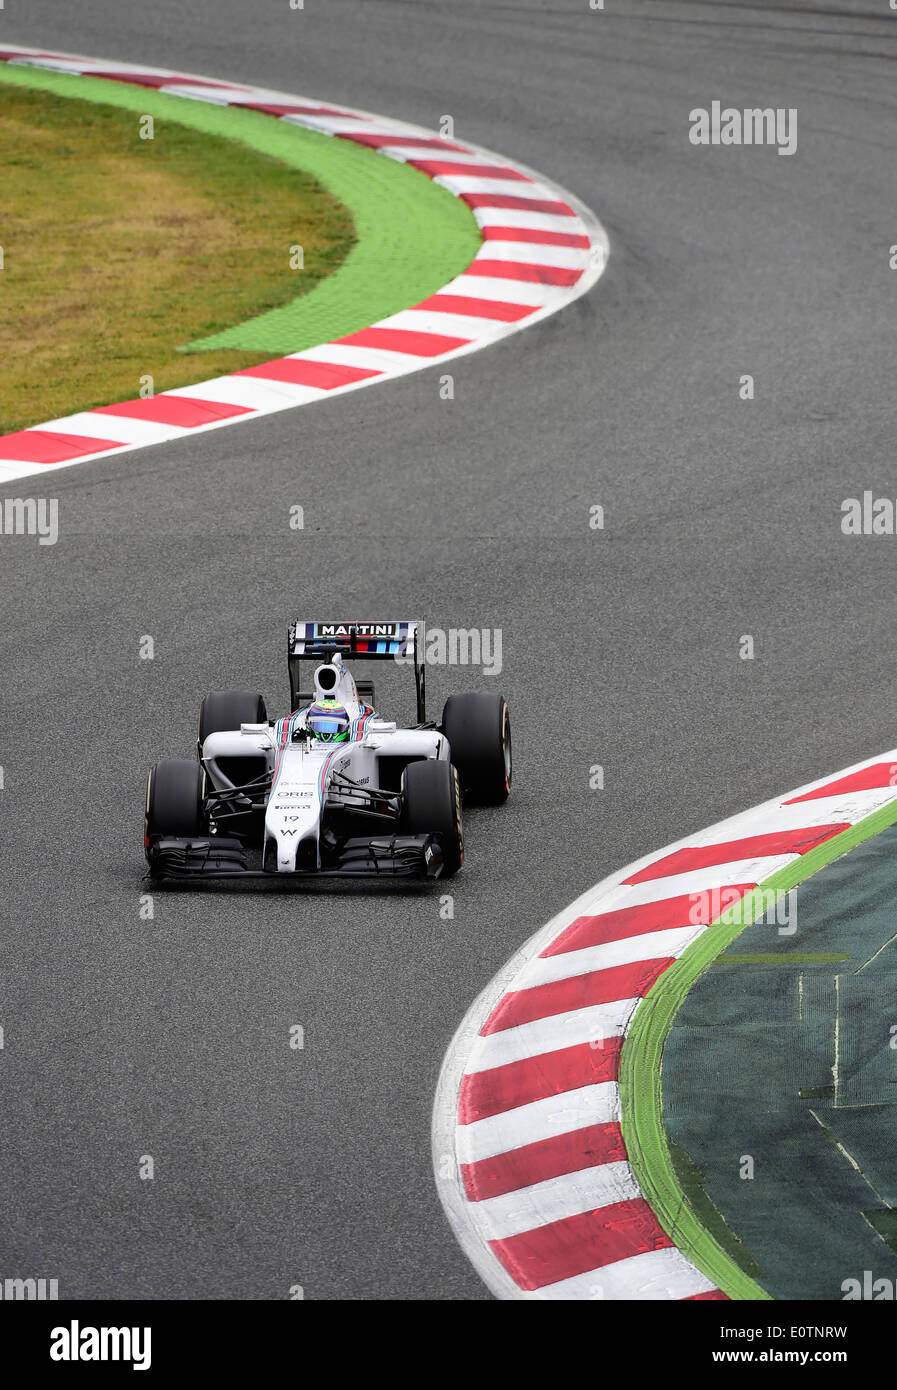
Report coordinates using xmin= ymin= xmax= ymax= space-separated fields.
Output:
xmin=2 ymin=0 xmax=897 ymax=1299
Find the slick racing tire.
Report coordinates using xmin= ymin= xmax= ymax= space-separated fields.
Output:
xmin=198 ymin=690 xmax=268 ymax=751
xmin=440 ymin=692 xmax=511 ymax=805
xmin=401 ymin=760 xmax=463 ymax=878
xmin=144 ymin=759 xmax=206 ymax=859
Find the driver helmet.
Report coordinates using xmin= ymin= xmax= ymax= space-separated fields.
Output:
xmin=306 ymin=699 xmax=351 ymax=743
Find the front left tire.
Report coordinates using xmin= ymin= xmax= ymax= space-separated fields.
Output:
xmin=144 ymin=758 xmax=207 ymax=861
xmin=400 ymin=759 xmax=463 ymax=877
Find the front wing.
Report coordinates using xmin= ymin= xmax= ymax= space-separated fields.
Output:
xmin=146 ymin=833 xmax=446 ymax=881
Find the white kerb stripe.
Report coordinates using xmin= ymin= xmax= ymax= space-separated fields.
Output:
xmin=703 ymin=789 xmax=897 ymax=835
xmin=605 ymin=854 xmax=805 ymax=911
xmin=162 ymin=376 xmax=327 ymax=410
xmin=433 ymin=175 xmax=541 ymax=198
xmin=440 ymin=274 xmax=561 ymax=307
xmin=463 ymin=999 xmax=640 ymax=1074
xmin=280 ymin=114 xmax=368 ymax=134
xmin=472 ymin=207 xmax=582 ymax=231
xmin=457 ymin=1081 xmax=620 ymax=1165
xmin=375 ymin=309 xmax=508 ymax=339
xmin=470 ymin=1162 xmax=640 ymax=1241
xmin=377 ymin=145 xmax=480 ymax=165
xmin=524 ymin=1247 xmax=720 ymax=1301
xmin=158 ymin=86 xmax=235 ymax=105
xmin=478 ymin=241 xmax=590 ymax=269
xmin=512 ymin=924 xmax=706 ymax=992
xmin=287 ymin=343 xmax=426 ymax=374
xmin=30 ymin=412 xmax=181 ymax=446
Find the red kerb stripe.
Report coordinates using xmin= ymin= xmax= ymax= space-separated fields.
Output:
xmin=460 ymin=192 xmax=575 ymax=216
xmin=336 ymin=133 xmax=468 ymax=151
xmin=233 ymin=101 xmax=361 ymax=117
xmin=785 ymin=764 xmax=897 ymax=803
xmin=235 ymin=358 xmax=381 ymax=389
xmin=0 ymin=430 xmax=124 ymax=463
xmin=92 ymin=72 xmax=243 ymax=90
xmin=461 ymin=1122 xmax=627 ymax=1202
xmin=459 ymin=1038 xmax=623 ymax=1124
xmin=489 ymin=1199 xmax=674 ymax=1290
xmin=482 ymin=225 xmax=590 ymax=248
xmin=541 ymin=886 xmax=756 ymax=957
xmin=408 ymin=159 xmax=530 ymax=181
xmin=623 ymin=825 xmax=851 ymax=885
xmin=92 ymin=397 xmax=252 ymax=426
xmin=336 ymin=326 xmax=470 ymax=356
xmin=481 ymin=958 xmax=674 ymax=1035
xmin=416 ymin=293 xmax=533 ymax=322
xmin=465 ymin=259 xmax=582 ymax=286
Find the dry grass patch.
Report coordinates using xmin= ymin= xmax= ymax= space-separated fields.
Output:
xmin=0 ymin=83 xmax=355 ymax=431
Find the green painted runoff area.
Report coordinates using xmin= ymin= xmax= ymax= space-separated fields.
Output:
xmin=663 ymin=820 xmax=897 ymax=1298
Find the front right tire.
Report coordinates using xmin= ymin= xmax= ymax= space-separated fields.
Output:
xmin=441 ymin=691 xmax=511 ymax=805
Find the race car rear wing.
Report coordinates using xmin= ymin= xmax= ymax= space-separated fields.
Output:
xmin=288 ymin=621 xmax=427 ymax=722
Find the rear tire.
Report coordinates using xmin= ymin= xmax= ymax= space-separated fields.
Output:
xmin=400 ymin=760 xmax=463 ymax=877
xmin=441 ymin=692 xmax=511 ymax=805
xmin=198 ymin=690 xmax=267 ymax=751
xmin=145 ymin=759 xmax=206 ymax=861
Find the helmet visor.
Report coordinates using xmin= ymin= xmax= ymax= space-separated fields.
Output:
xmin=311 ymin=717 xmax=347 ymax=736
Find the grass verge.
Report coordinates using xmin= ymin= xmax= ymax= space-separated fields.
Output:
xmin=0 ymin=62 xmax=481 ymax=430
xmin=0 ymin=76 xmax=354 ymax=431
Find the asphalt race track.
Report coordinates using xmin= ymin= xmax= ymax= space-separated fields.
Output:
xmin=3 ymin=1 xmax=897 ymax=1299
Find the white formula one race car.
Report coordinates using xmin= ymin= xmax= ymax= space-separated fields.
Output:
xmin=144 ymin=621 xmax=511 ymax=881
